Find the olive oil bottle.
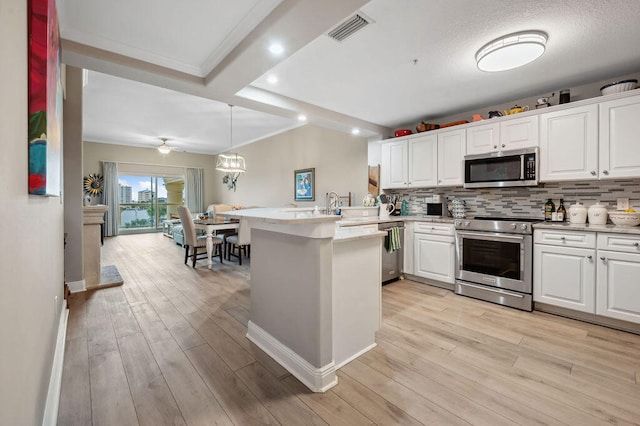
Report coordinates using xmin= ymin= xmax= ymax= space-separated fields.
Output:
xmin=544 ymin=198 xmax=555 ymax=221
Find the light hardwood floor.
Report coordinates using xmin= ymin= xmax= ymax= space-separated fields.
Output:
xmin=58 ymin=233 xmax=640 ymax=425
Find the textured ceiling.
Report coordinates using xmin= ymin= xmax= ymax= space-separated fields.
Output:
xmin=60 ymin=0 xmax=640 ymax=153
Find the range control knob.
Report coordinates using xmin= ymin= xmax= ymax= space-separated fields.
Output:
xmin=464 ymin=221 xmax=470 ymax=227
xmin=520 ymin=224 xmax=528 ymax=231
xmin=511 ymin=223 xmax=517 ymax=229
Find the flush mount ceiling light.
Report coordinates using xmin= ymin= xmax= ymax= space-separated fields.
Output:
xmin=297 ymin=114 xmax=307 ymax=122
xmin=215 ymin=105 xmax=246 ymax=174
xmin=157 ymin=138 xmax=172 ymax=154
xmin=476 ymin=31 xmax=547 ymax=72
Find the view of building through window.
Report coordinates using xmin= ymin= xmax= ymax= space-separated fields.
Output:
xmin=118 ymin=175 xmax=184 ymax=233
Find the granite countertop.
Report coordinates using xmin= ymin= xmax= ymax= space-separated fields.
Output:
xmin=333 ymin=227 xmax=386 ymax=242
xmin=223 ymin=207 xmax=341 ymax=225
xmin=533 ymin=221 xmax=640 ymax=235
xmin=339 ymin=215 xmax=455 ymax=227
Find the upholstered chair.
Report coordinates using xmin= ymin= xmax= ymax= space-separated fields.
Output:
xmin=207 ymin=204 xmax=237 ymax=239
xmin=226 ymin=218 xmax=250 ymax=265
xmin=177 ymin=206 xmax=223 ymax=267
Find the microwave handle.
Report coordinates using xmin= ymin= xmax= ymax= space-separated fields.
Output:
xmin=520 ymin=155 xmax=525 ymax=180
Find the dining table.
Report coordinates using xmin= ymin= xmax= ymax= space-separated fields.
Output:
xmin=194 ymin=217 xmax=240 ymax=269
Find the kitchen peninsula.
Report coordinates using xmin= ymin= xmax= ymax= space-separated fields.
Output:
xmin=223 ymin=208 xmax=385 ymax=392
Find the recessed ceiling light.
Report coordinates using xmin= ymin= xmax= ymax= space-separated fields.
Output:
xmin=267 ymin=74 xmax=278 ymax=84
xmin=476 ymin=31 xmax=547 ymax=72
xmin=297 ymin=114 xmax=307 ymax=122
xmin=351 ymin=128 xmax=361 ymax=135
xmin=269 ymin=43 xmax=285 ymax=56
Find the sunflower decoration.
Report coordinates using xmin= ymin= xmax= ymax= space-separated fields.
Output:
xmin=83 ymin=173 xmax=104 ymax=196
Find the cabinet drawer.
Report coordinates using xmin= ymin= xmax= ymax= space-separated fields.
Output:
xmin=597 ymin=233 xmax=640 ymax=253
xmin=414 ymin=222 xmax=454 ymax=236
xmin=534 ymin=229 xmax=596 ymax=248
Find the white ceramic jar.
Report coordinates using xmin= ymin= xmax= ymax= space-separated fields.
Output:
xmin=568 ymin=202 xmax=587 ymax=224
xmin=588 ymin=202 xmax=608 ymax=225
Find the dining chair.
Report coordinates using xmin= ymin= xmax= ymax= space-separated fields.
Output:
xmin=177 ymin=206 xmax=223 ymax=267
xmin=226 ymin=218 xmax=250 ymax=265
xmin=207 ymin=203 xmax=237 ymax=239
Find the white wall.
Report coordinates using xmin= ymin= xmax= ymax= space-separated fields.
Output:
xmin=0 ymin=1 xmax=66 ymax=423
xmin=397 ymin=72 xmax=640 ymax=129
xmin=213 ymin=124 xmax=368 ymax=208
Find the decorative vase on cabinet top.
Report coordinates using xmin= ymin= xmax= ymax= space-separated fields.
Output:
xmin=587 ymin=202 xmax=608 ymax=225
xmin=568 ymin=202 xmax=587 ymax=224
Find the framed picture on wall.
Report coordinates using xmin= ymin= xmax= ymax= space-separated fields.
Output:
xmin=28 ymin=0 xmax=63 ymax=196
xmin=294 ymin=168 xmax=315 ymax=202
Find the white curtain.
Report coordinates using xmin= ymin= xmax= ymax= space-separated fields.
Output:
xmin=185 ymin=168 xmax=204 ymax=213
xmin=103 ymin=161 xmax=119 ymax=236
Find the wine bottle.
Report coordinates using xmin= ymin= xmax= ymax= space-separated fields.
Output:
xmin=556 ymin=199 xmax=566 ymax=222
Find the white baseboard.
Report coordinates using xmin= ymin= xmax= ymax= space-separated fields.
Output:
xmin=42 ymin=307 xmax=69 ymax=426
xmin=67 ymin=279 xmax=86 ymax=293
xmin=334 ymin=342 xmax=377 ymax=370
xmin=246 ymin=321 xmax=337 ymax=392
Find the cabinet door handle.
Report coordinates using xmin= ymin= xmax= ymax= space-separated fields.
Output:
xmin=501 ymin=144 xmax=505 ymax=148
xmin=493 ymin=145 xmax=497 ymax=149
xmin=586 ymin=255 xmax=593 ymax=260
xmin=600 ymin=256 xmax=607 ymax=262
xmin=590 ymin=171 xmax=596 ymax=176
xmin=603 ymin=170 xmax=609 ymax=175
xmin=634 ymin=242 xmax=639 ymax=247
xmin=560 ymin=236 xmax=566 ymax=240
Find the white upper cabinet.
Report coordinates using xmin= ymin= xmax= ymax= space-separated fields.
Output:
xmin=381 ymin=132 xmax=457 ymax=189
xmin=408 ymin=134 xmax=438 ymax=187
xmin=500 ymin=115 xmax=539 ymax=151
xmin=466 ymin=122 xmax=499 ymax=155
xmin=381 ymin=138 xmax=408 ymax=189
xmin=539 ymin=104 xmax=599 ymax=182
xmin=437 ymin=128 xmax=465 ymax=186
xmin=466 ymin=115 xmax=538 ymax=155
xmin=599 ymin=95 xmax=640 ymax=179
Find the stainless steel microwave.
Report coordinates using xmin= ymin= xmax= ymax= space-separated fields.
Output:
xmin=464 ymin=147 xmax=538 ymax=188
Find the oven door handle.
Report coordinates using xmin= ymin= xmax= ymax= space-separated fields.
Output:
xmin=456 ymin=230 xmax=526 ymax=242
xmin=520 ymin=154 xmax=525 ymax=180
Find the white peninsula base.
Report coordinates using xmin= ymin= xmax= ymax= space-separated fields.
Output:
xmin=225 ymin=208 xmax=383 ymax=392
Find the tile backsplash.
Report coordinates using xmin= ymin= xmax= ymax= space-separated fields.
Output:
xmin=385 ymin=179 xmax=640 ymax=218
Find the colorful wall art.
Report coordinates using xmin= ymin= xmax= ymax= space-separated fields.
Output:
xmin=28 ymin=0 xmax=62 ymax=196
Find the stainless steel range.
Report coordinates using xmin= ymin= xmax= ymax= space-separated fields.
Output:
xmin=454 ymin=217 xmax=539 ymax=311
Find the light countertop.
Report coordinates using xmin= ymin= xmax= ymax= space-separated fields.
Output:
xmin=533 ymin=221 xmax=640 ymax=235
xmin=339 ymin=215 xmax=455 ymax=227
xmin=333 ymin=227 xmax=386 ymax=243
xmin=223 ymin=207 xmax=341 ymax=225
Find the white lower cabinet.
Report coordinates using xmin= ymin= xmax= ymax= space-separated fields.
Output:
xmin=596 ymin=233 xmax=640 ymax=324
xmin=534 ymin=229 xmax=640 ymax=325
xmin=413 ymin=223 xmax=455 ymax=283
xmin=533 ymin=243 xmax=596 ymax=312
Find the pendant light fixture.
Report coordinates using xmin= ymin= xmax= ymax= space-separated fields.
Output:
xmin=157 ymin=138 xmax=172 ymax=154
xmin=215 ymin=104 xmax=246 ymax=173
xmin=476 ymin=31 xmax=547 ymax=72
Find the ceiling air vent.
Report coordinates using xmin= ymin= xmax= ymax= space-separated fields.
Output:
xmin=327 ymin=13 xmax=372 ymax=42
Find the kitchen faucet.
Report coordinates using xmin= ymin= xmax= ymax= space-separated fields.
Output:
xmin=325 ymin=192 xmax=340 ymax=215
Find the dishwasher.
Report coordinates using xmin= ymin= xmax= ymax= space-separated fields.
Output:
xmin=379 ymin=221 xmax=404 ymax=284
